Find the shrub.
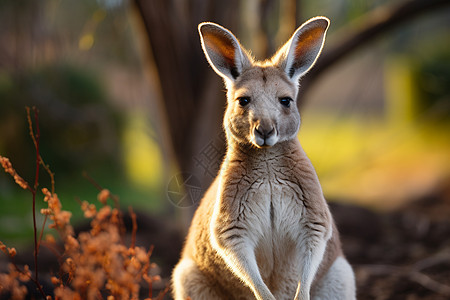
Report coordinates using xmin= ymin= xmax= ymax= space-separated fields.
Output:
xmin=0 ymin=108 xmax=165 ymax=300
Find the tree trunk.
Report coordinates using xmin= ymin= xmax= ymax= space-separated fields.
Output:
xmin=133 ymin=0 xmax=240 ymax=222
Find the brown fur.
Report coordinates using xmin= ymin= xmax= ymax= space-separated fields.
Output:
xmin=172 ymin=17 xmax=355 ymax=300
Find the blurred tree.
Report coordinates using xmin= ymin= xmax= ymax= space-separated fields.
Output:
xmin=133 ymin=0 xmax=240 ymax=214
xmin=301 ymin=0 xmax=450 ymax=98
xmin=0 ymin=0 xmax=137 ymax=183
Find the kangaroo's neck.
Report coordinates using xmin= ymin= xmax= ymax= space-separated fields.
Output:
xmin=221 ymin=136 xmax=324 ymax=198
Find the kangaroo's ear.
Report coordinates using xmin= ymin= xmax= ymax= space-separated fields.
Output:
xmin=199 ymin=22 xmax=251 ymax=82
xmin=273 ymin=17 xmax=329 ymax=82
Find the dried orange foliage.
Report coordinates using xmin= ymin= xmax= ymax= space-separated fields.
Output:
xmin=0 ymin=157 xmax=164 ymax=300
xmin=0 ymin=156 xmax=30 ymax=190
xmin=0 ymin=261 xmax=31 ymax=300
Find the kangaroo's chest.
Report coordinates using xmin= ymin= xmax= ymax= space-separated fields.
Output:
xmin=234 ymin=172 xmax=305 ymax=258
xmin=237 ymin=174 xmax=305 ymax=284
xmin=240 ymin=173 xmax=305 ymax=233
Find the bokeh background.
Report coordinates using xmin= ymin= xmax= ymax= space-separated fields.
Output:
xmin=0 ymin=0 xmax=449 ymax=299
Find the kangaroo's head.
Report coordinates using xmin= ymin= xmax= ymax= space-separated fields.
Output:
xmin=199 ymin=17 xmax=329 ymax=148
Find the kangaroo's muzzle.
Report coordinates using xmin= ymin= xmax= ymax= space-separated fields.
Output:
xmin=253 ymin=122 xmax=277 ymax=148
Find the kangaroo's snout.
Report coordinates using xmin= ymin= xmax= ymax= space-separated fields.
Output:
xmin=253 ymin=121 xmax=277 ymax=147
xmin=255 ymin=124 xmax=274 ymax=139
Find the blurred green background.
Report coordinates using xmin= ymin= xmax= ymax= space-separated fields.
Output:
xmin=0 ymin=0 xmax=449 ymax=246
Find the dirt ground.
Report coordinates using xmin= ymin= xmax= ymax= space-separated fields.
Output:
xmin=331 ymin=180 xmax=450 ymax=300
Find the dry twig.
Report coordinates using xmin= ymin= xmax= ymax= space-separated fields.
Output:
xmin=357 ymin=252 xmax=450 ymax=297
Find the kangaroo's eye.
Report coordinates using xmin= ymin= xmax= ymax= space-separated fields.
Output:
xmin=279 ymin=97 xmax=293 ymax=108
xmin=238 ymin=97 xmax=251 ymax=107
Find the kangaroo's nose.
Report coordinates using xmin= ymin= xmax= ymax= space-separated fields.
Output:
xmin=254 ymin=124 xmax=275 ymax=140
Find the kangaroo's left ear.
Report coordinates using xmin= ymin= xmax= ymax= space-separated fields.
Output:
xmin=198 ymin=22 xmax=252 ymax=83
xmin=273 ymin=17 xmax=330 ymax=82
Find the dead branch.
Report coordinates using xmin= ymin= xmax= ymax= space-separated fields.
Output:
xmin=357 ymin=252 xmax=450 ymax=297
xmin=300 ymin=0 xmax=450 ymax=97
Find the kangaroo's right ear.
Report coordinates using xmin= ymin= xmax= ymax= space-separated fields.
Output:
xmin=273 ymin=17 xmax=329 ymax=82
xmin=199 ymin=22 xmax=251 ymax=82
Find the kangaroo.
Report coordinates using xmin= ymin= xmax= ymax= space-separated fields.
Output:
xmin=172 ymin=17 xmax=356 ymax=300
